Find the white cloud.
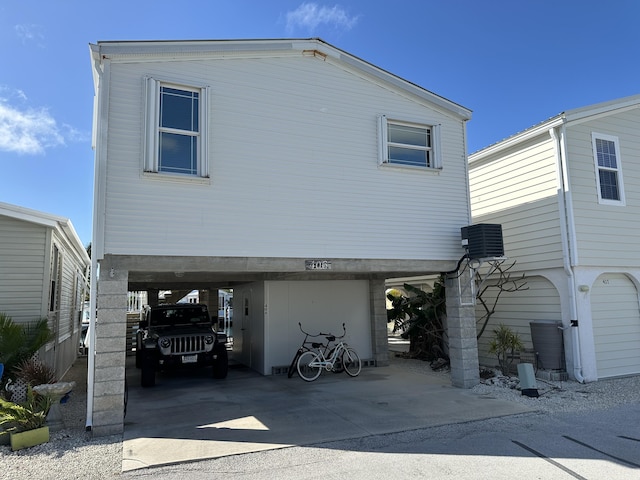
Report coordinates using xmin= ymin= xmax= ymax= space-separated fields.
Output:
xmin=0 ymin=91 xmax=66 ymax=155
xmin=14 ymin=24 xmax=45 ymax=47
xmin=286 ymin=3 xmax=359 ymax=35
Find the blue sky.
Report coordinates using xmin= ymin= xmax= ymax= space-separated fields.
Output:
xmin=1 ymin=0 xmax=639 ymax=247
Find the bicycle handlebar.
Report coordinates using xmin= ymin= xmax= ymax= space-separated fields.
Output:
xmin=298 ymin=322 xmax=346 ymax=339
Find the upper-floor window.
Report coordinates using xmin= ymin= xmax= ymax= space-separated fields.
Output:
xmin=592 ymin=132 xmax=625 ymax=205
xmin=378 ymin=116 xmax=441 ymax=169
xmin=145 ymin=77 xmax=209 ymax=178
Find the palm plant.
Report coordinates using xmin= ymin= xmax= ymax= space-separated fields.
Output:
xmin=0 ymin=313 xmax=53 ymax=390
xmin=488 ymin=323 xmax=524 ymax=375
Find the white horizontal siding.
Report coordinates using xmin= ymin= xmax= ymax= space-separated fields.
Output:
xmin=469 ymin=135 xmax=564 ymax=270
xmin=565 ymin=109 xmax=640 ymax=267
xmin=101 ymin=54 xmax=470 ymax=261
xmin=0 ymin=217 xmax=47 ymax=322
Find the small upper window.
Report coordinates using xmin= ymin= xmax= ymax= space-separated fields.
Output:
xmin=592 ymin=132 xmax=625 ymax=205
xmin=378 ymin=116 xmax=441 ymax=169
xmin=145 ymin=78 xmax=209 ymax=178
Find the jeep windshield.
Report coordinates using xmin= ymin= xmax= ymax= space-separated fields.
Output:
xmin=150 ymin=306 xmax=211 ymax=328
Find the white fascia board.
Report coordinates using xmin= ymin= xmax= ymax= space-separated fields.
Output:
xmin=563 ymin=93 xmax=640 ymax=126
xmin=330 ymin=47 xmax=472 ymax=121
xmin=93 ymin=39 xmax=296 ymax=60
xmin=0 ymin=201 xmax=66 ymax=229
xmin=92 ymin=38 xmax=472 ymax=122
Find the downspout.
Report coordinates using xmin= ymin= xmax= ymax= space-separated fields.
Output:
xmin=86 ymin=45 xmax=109 ymax=429
xmin=550 ymin=125 xmax=584 ymax=383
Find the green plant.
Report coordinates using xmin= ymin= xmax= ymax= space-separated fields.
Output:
xmin=0 ymin=387 xmax=52 ymax=434
xmin=0 ymin=314 xmax=53 ymax=390
xmin=386 ymin=278 xmax=448 ymax=363
xmin=488 ymin=323 xmax=524 ymax=375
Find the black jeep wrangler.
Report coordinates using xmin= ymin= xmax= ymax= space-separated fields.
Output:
xmin=136 ymin=303 xmax=228 ymax=387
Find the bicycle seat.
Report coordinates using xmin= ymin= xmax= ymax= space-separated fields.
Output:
xmin=326 ymin=336 xmax=335 ymax=342
xmin=312 ymin=342 xmax=323 ymax=348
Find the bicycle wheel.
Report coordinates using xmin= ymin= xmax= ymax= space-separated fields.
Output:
xmin=328 ymin=347 xmax=345 ymax=373
xmin=287 ymin=350 xmax=302 ymax=378
xmin=342 ymin=347 xmax=361 ymax=377
xmin=297 ymin=351 xmax=322 ymax=382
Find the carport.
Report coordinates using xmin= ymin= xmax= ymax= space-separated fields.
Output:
xmin=87 ymin=254 xmax=480 ymax=437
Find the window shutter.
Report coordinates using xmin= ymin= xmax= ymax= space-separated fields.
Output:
xmin=377 ymin=115 xmax=388 ymax=165
xmin=144 ymin=76 xmax=159 ymax=172
xmin=200 ymin=85 xmax=210 ymax=177
xmin=432 ymin=124 xmax=442 ymax=168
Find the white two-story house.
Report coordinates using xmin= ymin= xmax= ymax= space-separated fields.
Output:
xmin=469 ymin=94 xmax=640 ymax=382
xmin=88 ymin=38 xmax=477 ymax=435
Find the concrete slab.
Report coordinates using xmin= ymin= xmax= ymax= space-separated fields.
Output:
xmin=122 ymin=358 xmax=533 ymax=472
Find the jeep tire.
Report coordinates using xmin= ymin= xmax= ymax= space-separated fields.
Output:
xmin=140 ymin=351 xmax=156 ymax=387
xmin=212 ymin=346 xmax=229 ymax=379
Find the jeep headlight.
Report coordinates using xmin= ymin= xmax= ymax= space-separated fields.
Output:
xmin=204 ymin=335 xmax=214 ymax=345
xmin=159 ymin=337 xmax=171 ymax=349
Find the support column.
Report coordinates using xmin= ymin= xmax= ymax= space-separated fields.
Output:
xmin=147 ymin=289 xmax=159 ymax=307
xmin=369 ymin=278 xmax=389 ymax=366
xmin=445 ymin=270 xmax=480 ymax=388
xmin=92 ymin=261 xmax=128 ymax=436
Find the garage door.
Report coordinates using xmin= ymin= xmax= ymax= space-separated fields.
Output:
xmin=591 ymin=273 xmax=640 ymax=378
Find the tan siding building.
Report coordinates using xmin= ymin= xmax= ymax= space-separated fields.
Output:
xmin=469 ymin=94 xmax=640 ymax=382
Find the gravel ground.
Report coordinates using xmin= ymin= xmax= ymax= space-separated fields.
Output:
xmin=1 ymin=354 xmax=639 ymax=479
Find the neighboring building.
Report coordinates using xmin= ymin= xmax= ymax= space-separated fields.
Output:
xmin=468 ymin=94 xmax=640 ymax=382
xmin=88 ymin=38 xmax=477 ymax=435
xmin=0 ymin=202 xmax=90 ymax=379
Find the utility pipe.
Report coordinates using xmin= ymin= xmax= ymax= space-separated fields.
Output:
xmin=550 ymin=126 xmax=584 ymax=383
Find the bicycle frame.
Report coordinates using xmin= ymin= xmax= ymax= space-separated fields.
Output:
xmin=308 ymin=341 xmax=350 ymax=371
xmin=288 ymin=322 xmax=340 ymax=378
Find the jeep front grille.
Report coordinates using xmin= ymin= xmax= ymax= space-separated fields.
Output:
xmin=169 ymin=335 xmax=206 ymax=354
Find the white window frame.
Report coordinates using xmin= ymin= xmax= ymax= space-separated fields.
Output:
xmin=144 ymin=76 xmax=210 ymax=179
xmin=591 ymin=132 xmax=625 ymax=206
xmin=378 ymin=115 xmax=441 ymax=170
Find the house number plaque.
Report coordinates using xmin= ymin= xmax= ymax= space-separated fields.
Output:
xmin=305 ymin=259 xmax=332 ymax=270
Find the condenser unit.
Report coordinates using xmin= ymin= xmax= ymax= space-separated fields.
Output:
xmin=461 ymin=224 xmax=504 ymax=260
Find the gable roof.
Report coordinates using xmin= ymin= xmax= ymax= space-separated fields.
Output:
xmin=90 ymin=38 xmax=472 ymax=121
xmin=0 ymin=201 xmax=90 ymax=265
xmin=470 ymin=93 xmax=640 ymax=162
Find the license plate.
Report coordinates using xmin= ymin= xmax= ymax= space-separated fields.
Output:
xmin=182 ymin=354 xmax=198 ymax=364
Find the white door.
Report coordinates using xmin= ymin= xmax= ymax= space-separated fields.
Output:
xmin=591 ymin=273 xmax=640 ymax=378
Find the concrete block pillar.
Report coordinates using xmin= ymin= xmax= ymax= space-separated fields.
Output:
xmin=199 ymin=289 xmax=219 ymax=322
xmin=369 ymin=278 xmax=389 ymax=366
xmin=92 ymin=260 xmax=128 ymax=436
xmin=445 ymin=270 xmax=480 ymax=388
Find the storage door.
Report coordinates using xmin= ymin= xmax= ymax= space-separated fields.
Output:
xmin=591 ymin=273 xmax=640 ymax=378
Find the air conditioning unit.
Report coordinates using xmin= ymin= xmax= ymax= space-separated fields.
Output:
xmin=461 ymin=224 xmax=504 ymax=260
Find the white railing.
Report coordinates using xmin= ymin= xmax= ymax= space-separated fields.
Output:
xmin=127 ymin=291 xmax=147 ymax=312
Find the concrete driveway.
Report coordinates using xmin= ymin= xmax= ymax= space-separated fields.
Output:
xmin=122 ymin=356 xmax=533 ymax=472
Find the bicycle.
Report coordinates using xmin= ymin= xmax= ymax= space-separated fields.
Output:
xmin=296 ymin=323 xmax=361 ymax=382
xmin=287 ymin=323 xmax=341 ymax=378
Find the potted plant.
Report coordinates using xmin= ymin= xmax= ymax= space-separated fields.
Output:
xmin=488 ymin=323 xmax=524 ymax=376
xmin=0 ymin=387 xmax=52 ymax=451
